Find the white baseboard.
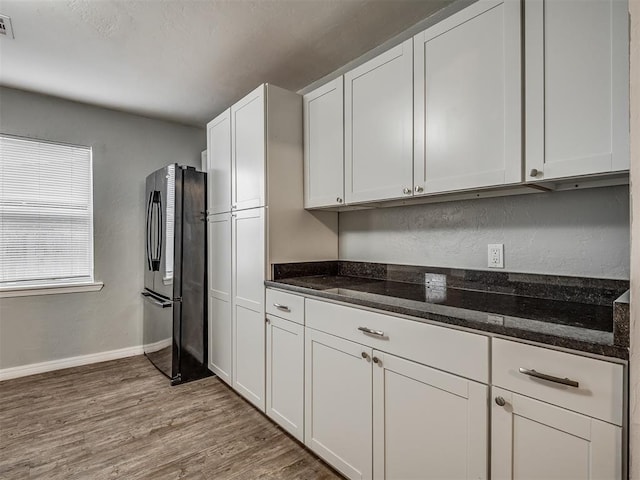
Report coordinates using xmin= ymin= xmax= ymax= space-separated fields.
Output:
xmin=143 ymin=338 xmax=172 ymax=353
xmin=0 ymin=345 xmax=145 ymax=382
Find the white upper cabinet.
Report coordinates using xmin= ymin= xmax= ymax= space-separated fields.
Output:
xmin=414 ymin=0 xmax=522 ymax=195
xmin=525 ymin=0 xmax=629 ymax=181
xmin=345 ymin=39 xmax=414 ymax=204
xmin=303 ymin=0 xmax=630 ymax=205
xmin=232 ymin=85 xmax=266 ymax=211
xmin=207 ymin=109 xmax=232 ymax=214
xmin=303 ymin=77 xmax=345 ymax=208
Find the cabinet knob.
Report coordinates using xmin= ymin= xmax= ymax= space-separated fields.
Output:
xmin=266 ymin=318 xmax=270 ymax=324
xmin=495 ymin=396 xmax=506 ymax=407
xmin=336 ymin=197 xmax=343 ymax=204
xmin=403 ymin=187 xmax=411 ymax=195
xmin=231 ymin=204 xmax=237 ymax=209
xmin=372 ymin=357 xmax=380 ymax=365
xmin=361 ymin=352 xmax=370 ymax=360
xmin=414 ymin=185 xmax=424 ymax=193
xmin=529 ymin=168 xmax=540 ymax=177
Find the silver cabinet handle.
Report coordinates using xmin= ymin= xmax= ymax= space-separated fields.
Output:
xmin=361 ymin=352 xmax=370 ymax=360
xmin=273 ymin=303 xmax=290 ymax=312
xmin=530 ymin=168 xmax=540 ymax=177
xmin=402 ymin=187 xmax=411 ymax=195
xmin=519 ymin=367 xmax=579 ymax=388
xmin=495 ymin=396 xmax=506 ymax=406
xmin=358 ymin=326 xmax=385 ymax=337
xmin=414 ymin=185 xmax=424 ymax=193
xmin=372 ymin=356 xmax=381 ymax=365
xmin=336 ymin=197 xmax=343 ymax=204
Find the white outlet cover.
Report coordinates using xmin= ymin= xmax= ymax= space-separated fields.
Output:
xmin=488 ymin=244 xmax=504 ymax=269
xmin=0 ymin=15 xmax=14 ymax=39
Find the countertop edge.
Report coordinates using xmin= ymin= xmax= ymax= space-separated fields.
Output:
xmin=265 ymin=280 xmax=629 ymax=361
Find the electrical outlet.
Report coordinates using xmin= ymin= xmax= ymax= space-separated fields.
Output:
xmin=487 ymin=314 xmax=504 ymax=325
xmin=0 ymin=15 xmax=14 ymax=39
xmin=488 ymin=244 xmax=504 ymax=268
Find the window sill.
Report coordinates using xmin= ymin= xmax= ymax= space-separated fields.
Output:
xmin=0 ymin=282 xmax=104 ymax=298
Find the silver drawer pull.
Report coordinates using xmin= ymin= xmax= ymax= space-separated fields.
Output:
xmin=273 ymin=303 xmax=290 ymax=312
xmin=358 ymin=326 xmax=385 ymax=337
xmin=519 ymin=367 xmax=579 ymax=388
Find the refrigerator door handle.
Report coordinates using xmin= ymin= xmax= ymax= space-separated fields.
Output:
xmin=141 ymin=291 xmax=172 ymax=308
xmin=157 ymin=190 xmax=163 ymax=270
xmin=150 ymin=191 xmax=161 ymax=272
xmin=145 ymin=190 xmax=153 ymax=270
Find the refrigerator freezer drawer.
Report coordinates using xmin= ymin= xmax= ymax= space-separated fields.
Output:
xmin=142 ymin=290 xmax=174 ymax=379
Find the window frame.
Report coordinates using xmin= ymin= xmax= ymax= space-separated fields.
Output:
xmin=0 ymin=133 xmax=102 ymax=297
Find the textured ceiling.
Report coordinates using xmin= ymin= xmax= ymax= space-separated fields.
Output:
xmin=0 ymin=0 xmax=451 ymax=126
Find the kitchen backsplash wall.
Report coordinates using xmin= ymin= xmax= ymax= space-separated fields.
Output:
xmin=0 ymin=87 xmax=205 ymax=370
xmin=339 ymin=185 xmax=630 ymax=280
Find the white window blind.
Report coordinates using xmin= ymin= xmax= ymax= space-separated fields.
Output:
xmin=0 ymin=135 xmax=94 ymax=288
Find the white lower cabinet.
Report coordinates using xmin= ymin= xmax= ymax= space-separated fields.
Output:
xmin=262 ymin=296 xmax=624 ymax=480
xmin=266 ymin=314 xmax=305 ymax=442
xmin=305 ymin=328 xmax=373 ymax=480
xmin=207 ymin=213 xmax=232 ymax=385
xmin=304 ymin=324 xmax=489 ymax=480
xmin=491 ymin=338 xmax=624 ymax=479
xmin=491 ymin=386 xmax=622 ymax=479
xmin=373 ymin=351 xmax=488 ymax=480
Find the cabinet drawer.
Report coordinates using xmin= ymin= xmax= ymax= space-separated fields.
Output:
xmin=305 ymin=298 xmax=489 ymax=383
xmin=492 ymin=338 xmax=624 ymax=426
xmin=266 ymin=289 xmax=304 ymax=325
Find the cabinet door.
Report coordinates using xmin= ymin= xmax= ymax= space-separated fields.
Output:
xmin=303 ymin=77 xmax=345 ymax=208
xmin=207 ymin=213 xmax=232 ymax=385
xmin=266 ymin=315 xmax=304 ymax=442
xmin=207 ymin=109 xmax=232 ymax=214
xmin=372 ymin=351 xmax=488 ymax=480
xmin=345 ymin=39 xmax=413 ymax=204
xmin=525 ymin=0 xmax=629 ymax=181
xmin=231 ymin=85 xmax=265 ymax=211
xmin=491 ymin=387 xmax=622 ymax=479
xmin=305 ymin=328 xmax=373 ymax=480
xmin=232 ymin=207 xmax=266 ymax=410
xmin=414 ymin=0 xmax=521 ymax=195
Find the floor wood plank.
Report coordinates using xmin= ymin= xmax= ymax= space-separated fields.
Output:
xmin=0 ymin=356 xmax=342 ymax=479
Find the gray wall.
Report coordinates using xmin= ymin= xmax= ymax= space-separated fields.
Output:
xmin=339 ymin=186 xmax=630 ymax=279
xmin=0 ymin=87 xmax=205 ymax=369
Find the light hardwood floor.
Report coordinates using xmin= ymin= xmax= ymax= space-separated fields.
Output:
xmin=0 ymin=355 xmax=342 ymax=479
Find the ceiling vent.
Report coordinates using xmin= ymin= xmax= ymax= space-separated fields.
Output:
xmin=0 ymin=15 xmax=14 ymax=39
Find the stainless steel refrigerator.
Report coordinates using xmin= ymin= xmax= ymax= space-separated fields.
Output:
xmin=142 ymin=164 xmax=208 ymax=385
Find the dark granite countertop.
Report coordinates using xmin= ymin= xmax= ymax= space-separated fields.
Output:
xmin=266 ymin=262 xmax=630 ymax=360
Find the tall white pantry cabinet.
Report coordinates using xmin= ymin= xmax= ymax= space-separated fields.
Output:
xmin=205 ymin=84 xmax=337 ymax=411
